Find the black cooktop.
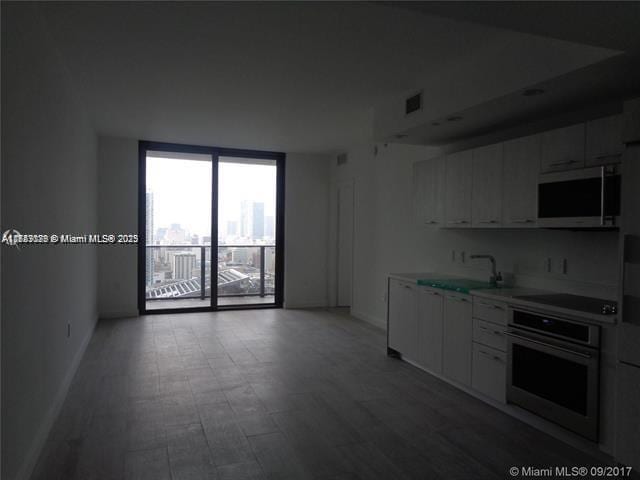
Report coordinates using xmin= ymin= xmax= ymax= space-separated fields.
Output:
xmin=513 ymin=293 xmax=617 ymax=315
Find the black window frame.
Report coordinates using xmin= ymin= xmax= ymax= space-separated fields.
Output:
xmin=138 ymin=140 xmax=285 ymax=314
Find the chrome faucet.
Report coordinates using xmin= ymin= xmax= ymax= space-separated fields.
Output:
xmin=470 ymin=254 xmax=502 ymax=286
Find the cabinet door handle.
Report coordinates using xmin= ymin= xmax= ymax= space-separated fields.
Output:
xmin=447 ymin=296 xmax=469 ymax=302
xmin=403 ymin=285 xmax=413 ymax=290
xmin=448 ymin=220 xmax=469 ymax=225
xmin=478 ymin=325 xmax=504 ymax=336
xmin=477 ymin=302 xmax=504 ymax=310
xmin=595 ymin=153 xmax=622 ymax=161
xmin=479 ymin=350 xmax=504 ymax=363
xmin=504 ymin=332 xmax=592 ymax=359
xmin=425 ymin=290 xmax=441 ymax=296
xmin=511 ymin=218 xmax=534 ymax=224
xmin=425 ymin=220 xmax=439 ymax=225
xmin=478 ymin=220 xmax=499 ymax=224
xmin=549 ymin=159 xmax=579 ymax=167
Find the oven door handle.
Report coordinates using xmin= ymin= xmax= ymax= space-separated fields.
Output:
xmin=504 ymin=332 xmax=592 ymax=359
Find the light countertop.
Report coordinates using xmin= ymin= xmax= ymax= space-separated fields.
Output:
xmin=389 ymin=273 xmax=617 ymax=325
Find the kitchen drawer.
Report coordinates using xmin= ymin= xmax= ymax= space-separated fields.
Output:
xmin=472 ymin=297 xmax=508 ymax=326
xmin=473 ymin=318 xmax=507 ymax=352
xmin=472 ymin=343 xmax=507 ymax=403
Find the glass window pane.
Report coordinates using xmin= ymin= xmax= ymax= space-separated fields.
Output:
xmin=145 ymin=152 xmax=212 ymax=310
xmin=217 ymin=157 xmax=277 ymax=306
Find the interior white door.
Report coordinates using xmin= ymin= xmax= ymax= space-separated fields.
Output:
xmin=337 ymin=182 xmax=354 ymax=307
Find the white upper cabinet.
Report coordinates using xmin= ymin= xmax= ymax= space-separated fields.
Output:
xmin=472 ymin=143 xmax=503 ymax=227
xmin=408 ymin=115 xmax=620 ymax=230
xmin=586 ymin=114 xmax=623 ymax=166
xmin=622 ymin=97 xmax=640 ymax=144
xmin=413 ymin=156 xmax=446 ymax=226
xmin=540 ymin=123 xmax=585 ymax=173
xmin=502 ymin=134 xmax=540 ymax=227
xmin=445 ymin=150 xmax=473 ymax=227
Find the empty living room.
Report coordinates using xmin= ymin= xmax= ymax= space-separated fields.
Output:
xmin=2 ymin=2 xmax=640 ymax=479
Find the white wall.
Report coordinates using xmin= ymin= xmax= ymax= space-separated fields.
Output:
xmin=97 ymin=137 xmax=139 ymax=318
xmin=97 ymin=137 xmax=332 ymax=315
xmin=283 ymin=154 xmax=331 ymax=308
xmin=328 ymin=142 xmax=442 ymax=326
xmin=1 ymin=4 xmax=98 ymax=480
xmin=329 ymin=141 xmax=620 ymax=328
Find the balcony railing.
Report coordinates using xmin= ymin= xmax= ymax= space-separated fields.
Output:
xmin=145 ymin=244 xmax=275 ymax=302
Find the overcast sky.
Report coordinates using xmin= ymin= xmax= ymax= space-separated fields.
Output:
xmin=146 ymin=155 xmax=276 ymax=241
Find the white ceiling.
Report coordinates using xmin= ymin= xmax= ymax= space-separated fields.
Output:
xmin=387 ymin=2 xmax=640 ymax=52
xmin=37 ymin=2 xmax=626 ymax=153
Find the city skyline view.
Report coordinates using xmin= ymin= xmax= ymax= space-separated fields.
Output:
xmin=144 ymin=153 xmax=278 ymax=307
xmin=146 ymin=155 xmax=277 ymax=245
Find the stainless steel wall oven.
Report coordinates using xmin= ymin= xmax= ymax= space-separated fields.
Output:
xmin=506 ymin=308 xmax=600 ymax=441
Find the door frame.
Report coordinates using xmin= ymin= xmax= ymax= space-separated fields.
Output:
xmin=138 ymin=140 xmax=285 ymax=314
xmin=335 ymin=178 xmax=355 ymax=308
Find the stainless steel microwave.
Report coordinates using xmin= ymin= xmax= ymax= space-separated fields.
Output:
xmin=537 ymin=165 xmax=621 ymax=228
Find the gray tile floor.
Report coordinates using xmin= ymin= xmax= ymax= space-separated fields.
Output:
xmin=32 ymin=308 xmax=618 ymax=480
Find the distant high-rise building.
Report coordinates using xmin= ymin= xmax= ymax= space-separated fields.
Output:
xmin=166 ymin=223 xmax=187 ymax=244
xmin=252 ymin=202 xmax=264 ymax=239
xmin=265 ymin=215 xmax=275 ymax=238
xmin=146 ymin=192 xmax=154 ymax=285
xmin=227 ymin=220 xmax=238 ymax=236
xmin=240 ymin=200 xmax=251 ymax=238
xmin=155 ymin=227 xmax=167 ymax=243
xmin=238 ymin=201 xmax=266 ymax=240
xmin=173 ymin=253 xmax=197 ymax=280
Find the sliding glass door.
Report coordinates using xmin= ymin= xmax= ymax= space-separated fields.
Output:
xmin=217 ymin=156 xmax=278 ymax=307
xmin=139 ymin=142 xmax=284 ymax=313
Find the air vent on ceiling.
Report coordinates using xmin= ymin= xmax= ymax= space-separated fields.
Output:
xmin=405 ymin=91 xmax=422 ymax=115
xmin=337 ymin=153 xmax=348 ymax=166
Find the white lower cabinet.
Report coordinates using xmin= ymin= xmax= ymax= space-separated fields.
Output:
xmin=388 ymin=283 xmax=506 ymax=402
xmin=442 ymin=293 xmax=473 ymax=386
xmin=387 ymin=278 xmax=419 ymax=361
xmin=472 ymin=343 xmax=507 ymax=403
xmin=417 ymin=287 xmax=444 ymax=373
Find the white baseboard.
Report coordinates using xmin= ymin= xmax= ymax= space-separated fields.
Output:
xmin=99 ymin=310 xmax=138 ymax=320
xmin=284 ymin=302 xmax=328 ymax=309
xmin=14 ymin=315 xmax=98 ymax=480
xmin=350 ymin=308 xmax=386 ymax=329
